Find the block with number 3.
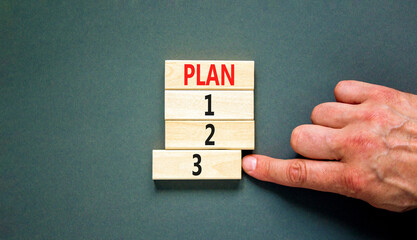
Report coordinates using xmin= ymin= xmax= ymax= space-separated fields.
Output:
xmin=153 ymin=150 xmax=241 ymax=180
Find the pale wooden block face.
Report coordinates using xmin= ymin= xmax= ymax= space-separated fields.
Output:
xmin=165 ymin=121 xmax=255 ymax=149
xmin=165 ymin=60 xmax=254 ymax=90
xmin=152 ymin=150 xmax=241 ymax=180
xmin=165 ymin=90 xmax=254 ymax=120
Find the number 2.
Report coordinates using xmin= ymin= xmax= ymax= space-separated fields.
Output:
xmin=205 ymin=124 xmax=215 ymax=145
xmin=192 ymin=154 xmax=202 ymax=176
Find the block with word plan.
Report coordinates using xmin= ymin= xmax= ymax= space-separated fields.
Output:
xmin=152 ymin=60 xmax=255 ymax=180
xmin=165 ymin=60 xmax=254 ymax=90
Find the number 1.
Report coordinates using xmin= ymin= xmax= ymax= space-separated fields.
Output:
xmin=205 ymin=94 xmax=214 ymax=116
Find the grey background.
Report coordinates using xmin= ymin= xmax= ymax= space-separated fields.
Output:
xmin=1 ymin=1 xmax=417 ymax=239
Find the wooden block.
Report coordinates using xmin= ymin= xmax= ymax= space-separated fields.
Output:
xmin=165 ymin=121 xmax=255 ymax=149
xmin=165 ymin=60 xmax=254 ymax=90
xmin=165 ymin=90 xmax=254 ymax=120
xmin=152 ymin=150 xmax=241 ymax=180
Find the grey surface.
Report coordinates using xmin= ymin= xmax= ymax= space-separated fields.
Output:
xmin=1 ymin=1 xmax=417 ymax=239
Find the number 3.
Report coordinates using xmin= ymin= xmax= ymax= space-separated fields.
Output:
xmin=192 ymin=154 xmax=202 ymax=176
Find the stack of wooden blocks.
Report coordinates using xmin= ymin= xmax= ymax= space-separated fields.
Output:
xmin=153 ymin=60 xmax=255 ymax=180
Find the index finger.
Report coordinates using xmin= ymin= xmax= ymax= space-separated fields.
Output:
xmin=243 ymin=154 xmax=364 ymax=198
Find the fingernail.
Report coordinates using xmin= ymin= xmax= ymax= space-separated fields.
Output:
xmin=242 ymin=156 xmax=257 ymax=172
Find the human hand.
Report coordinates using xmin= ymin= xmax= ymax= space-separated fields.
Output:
xmin=243 ymin=80 xmax=417 ymax=212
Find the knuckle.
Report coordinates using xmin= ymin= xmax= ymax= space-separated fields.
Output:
xmin=345 ymin=133 xmax=373 ymax=152
xmin=372 ymin=87 xmax=404 ymax=105
xmin=286 ymin=159 xmax=307 ymax=186
xmin=325 ymin=133 xmax=342 ymax=159
xmin=358 ymin=107 xmax=388 ymax=123
xmin=340 ymin=169 xmax=365 ymax=198
xmin=379 ymin=88 xmax=398 ymax=101
xmin=357 ymin=104 xmax=404 ymax=128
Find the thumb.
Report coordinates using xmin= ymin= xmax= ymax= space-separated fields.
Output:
xmin=242 ymin=154 xmax=349 ymax=192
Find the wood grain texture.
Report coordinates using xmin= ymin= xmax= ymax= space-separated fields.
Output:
xmin=152 ymin=150 xmax=241 ymax=180
xmin=165 ymin=90 xmax=254 ymax=120
xmin=165 ymin=60 xmax=254 ymax=90
xmin=165 ymin=121 xmax=255 ymax=149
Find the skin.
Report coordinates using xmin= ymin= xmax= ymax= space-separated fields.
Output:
xmin=243 ymin=80 xmax=417 ymax=212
